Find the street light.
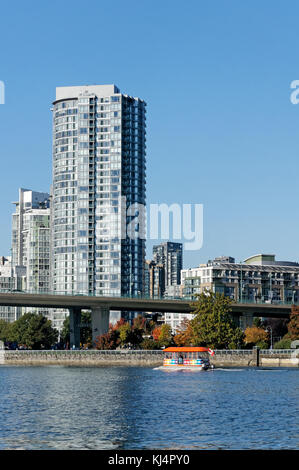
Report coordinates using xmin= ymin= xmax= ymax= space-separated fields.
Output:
xmin=292 ymin=289 xmax=296 ymax=305
xmin=240 ymin=261 xmax=243 ymax=303
xmin=268 ymin=272 xmax=273 ymax=304
xmin=265 ymin=326 xmax=273 ymax=349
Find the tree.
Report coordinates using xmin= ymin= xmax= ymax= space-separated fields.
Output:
xmin=244 ymin=326 xmax=269 ymax=348
xmin=173 ymin=319 xmax=194 ymax=346
xmin=0 ymin=320 xmax=12 ymax=343
xmin=60 ymin=311 xmax=92 ymax=348
xmin=152 ymin=326 xmax=162 ymax=342
xmin=285 ymin=306 xmax=299 ymax=340
xmin=60 ymin=316 xmax=70 ymax=345
xmin=94 ymin=329 xmax=120 ymax=350
xmin=118 ymin=323 xmax=132 ymax=346
xmin=111 ymin=318 xmax=126 ymax=331
xmin=190 ymin=291 xmax=244 ymax=349
xmin=262 ymin=318 xmax=288 ymax=340
xmin=253 ymin=317 xmax=262 ymax=328
xmin=80 ymin=311 xmax=92 ymax=347
xmin=133 ymin=314 xmax=146 ymax=331
xmin=9 ymin=313 xmax=58 ymax=349
xmin=140 ymin=338 xmax=160 ymax=350
xmin=157 ymin=324 xmax=173 ymax=348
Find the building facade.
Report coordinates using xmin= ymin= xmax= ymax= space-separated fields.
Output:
xmin=181 ymin=254 xmax=299 ymax=303
xmin=153 ymin=242 xmax=183 ymax=289
xmin=51 ymin=85 xmax=146 ymax=320
xmin=0 ymin=256 xmax=26 ymax=322
xmin=144 ymin=260 xmax=165 ymax=298
xmin=9 ymin=189 xmax=65 ymax=330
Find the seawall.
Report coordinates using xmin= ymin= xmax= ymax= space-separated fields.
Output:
xmin=1 ymin=349 xmax=298 ymax=367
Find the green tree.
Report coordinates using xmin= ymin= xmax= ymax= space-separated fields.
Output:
xmin=253 ymin=317 xmax=262 ymax=328
xmin=190 ymin=291 xmax=244 ymax=349
xmin=80 ymin=311 xmax=92 ymax=347
xmin=118 ymin=322 xmax=132 ymax=346
xmin=0 ymin=320 xmax=12 ymax=343
xmin=60 ymin=311 xmax=92 ymax=347
xmin=9 ymin=313 xmax=58 ymax=349
xmin=60 ymin=316 xmax=70 ymax=345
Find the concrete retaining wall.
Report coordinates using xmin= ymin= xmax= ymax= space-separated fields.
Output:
xmin=3 ymin=350 xmax=164 ymax=367
xmin=2 ymin=349 xmax=298 ymax=367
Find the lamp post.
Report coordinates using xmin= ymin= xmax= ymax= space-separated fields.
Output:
xmin=239 ymin=261 xmax=243 ymax=303
xmin=292 ymin=289 xmax=296 ymax=305
xmin=266 ymin=326 xmax=273 ymax=349
xmin=268 ymin=272 xmax=273 ymax=304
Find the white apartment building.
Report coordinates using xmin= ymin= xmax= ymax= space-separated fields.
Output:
xmin=51 ymin=84 xmax=146 ymax=322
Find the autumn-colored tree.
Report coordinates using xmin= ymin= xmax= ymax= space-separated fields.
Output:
xmin=245 ymin=326 xmax=269 ymax=348
xmin=285 ymin=306 xmax=299 ymax=340
xmin=190 ymin=291 xmax=244 ymax=349
xmin=140 ymin=338 xmax=160 ymax=350
xmin=173 ymin=319 xmax=194 ymax=346
xmin=111 ymin=318 xmax=126 ymax=331
xmin=133 ymin=315 xmax=146 ymax=331
xmin=158 ymin=324 xmax=173 ymax=348
xmin=94 ymin=329 xmax=120 ymax=350
xmin=152 ymin=326 xmax=161 ymax=342
xmin=146 ymin=319 xmax=157 ymax=335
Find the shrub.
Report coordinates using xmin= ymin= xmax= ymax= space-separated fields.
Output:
xmin=273 ymin=338 xmax=292 ymax=349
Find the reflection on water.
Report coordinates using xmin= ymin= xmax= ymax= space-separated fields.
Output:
xmin=0 ymin=366 xmax=298 ymax=449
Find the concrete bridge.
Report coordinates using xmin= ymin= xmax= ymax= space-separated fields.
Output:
xmin=0 ymin=292 xmax=293 ymax=348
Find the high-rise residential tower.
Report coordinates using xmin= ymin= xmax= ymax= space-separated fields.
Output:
xmin=153 ymin=242 xmax=183 ymax=289
xmin=7 ymin=189 xmax=52 ymax=323
xmin=51 ymin=85 xmax=146 ymax=318
xmin=12 ymin=188 xmax=50 ymax=275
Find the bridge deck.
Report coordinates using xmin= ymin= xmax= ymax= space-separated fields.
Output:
xmin=0 ymin=293 xmax=292 ymax=317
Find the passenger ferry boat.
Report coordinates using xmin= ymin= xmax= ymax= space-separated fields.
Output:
xmin=162 ymin=347 xmax=215 ymax=371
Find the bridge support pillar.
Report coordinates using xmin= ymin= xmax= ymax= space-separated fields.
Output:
xmin=91 ymin=305 xmax=110 ymax=345
xmin=239 ymin=312 xmax=253 ymax=330
xmin=69 ymin=307 xmax=81 ymax=349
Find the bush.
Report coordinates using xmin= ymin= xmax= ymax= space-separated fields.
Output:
xmin=256 ymin=340 xmax=269 ymax=349
xmin=140 ymin=338 xmax=160 ymax=350
xmin=273 ymin=338 xmax=292 ymax=349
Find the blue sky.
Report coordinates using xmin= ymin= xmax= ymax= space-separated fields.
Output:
xmin=0 ymin=0 xmax=299 ymax=268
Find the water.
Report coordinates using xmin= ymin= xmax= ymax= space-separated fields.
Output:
xmin=0 ymin=366 xmax=298 ymax=450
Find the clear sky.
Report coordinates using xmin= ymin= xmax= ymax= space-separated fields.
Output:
xmin=1 ymin=0 xmax=299 ymax=268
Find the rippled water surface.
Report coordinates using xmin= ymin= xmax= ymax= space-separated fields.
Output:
xmin=0 ymin=366 xmax=298 ymax=449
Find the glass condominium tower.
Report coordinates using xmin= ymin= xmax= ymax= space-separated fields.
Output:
xmin=51 ymin=85 xmax=146 ymax=308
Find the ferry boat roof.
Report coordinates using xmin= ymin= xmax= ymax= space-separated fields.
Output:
xmin=163 ymin=347 xmax=210 ymax=353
